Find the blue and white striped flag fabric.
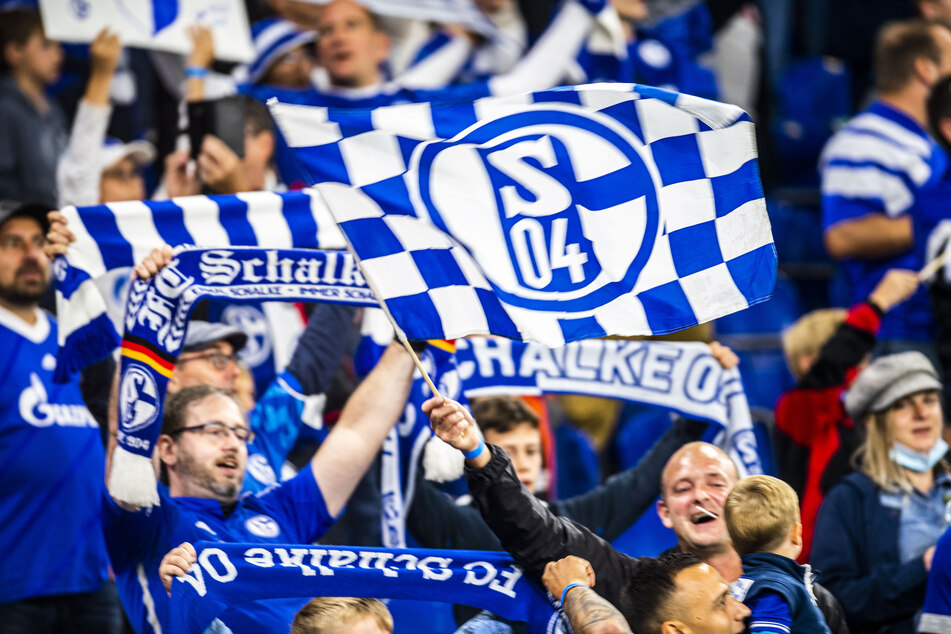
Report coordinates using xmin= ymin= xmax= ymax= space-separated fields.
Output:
xmin=296 ymin=0 xmax=498 ymax=39
xmin=53 ymin=190 xmax=345 ymax=381
xmin=270 ymin=83 xmax=776 ymax=347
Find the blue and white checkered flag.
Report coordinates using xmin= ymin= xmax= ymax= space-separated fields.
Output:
xmin=270 ymin=83 xmax=775 ymax=346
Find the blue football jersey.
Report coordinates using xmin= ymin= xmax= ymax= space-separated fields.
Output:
xmin=0 ymin=306 xmax=109 ymax=602
xmin=821 ymin=102 xmax=948 ymax=341
xmin=104 ymin=467 xmax=335 ymax=633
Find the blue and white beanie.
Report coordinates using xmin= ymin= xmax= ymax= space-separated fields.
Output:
xmin=236 ymin=18 xmax=317 ymax=85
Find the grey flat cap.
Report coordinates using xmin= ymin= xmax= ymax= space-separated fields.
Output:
xmin=845 ymin=351 xmax=942 ymax=420
xmin=183 ymin=321 xmax=248 ymax=353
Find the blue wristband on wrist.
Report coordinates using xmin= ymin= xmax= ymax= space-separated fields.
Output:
xmin=560 ymin=582 xmax=586 ymax=605
xmin=463 ymin=438 xmax=486 ymax=460
xmin=185 ymin=66 xmax=209 ymax=79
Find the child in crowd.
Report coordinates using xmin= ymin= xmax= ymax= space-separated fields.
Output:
xmin=773 ymin=268 xmax=919 ymax=561
xmin=292 ymin=597 xmax=392 ymax=634
xmin=725 ymin=475 xmax=831 ymax=634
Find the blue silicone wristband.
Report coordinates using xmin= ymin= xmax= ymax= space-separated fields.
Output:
xmin=185 ymin=66 xmax=210 ymax=78
xmin=560 ymin=582 xmax=586 ymax=605
xmin=463 ymin=438 xmax=486 ymax=460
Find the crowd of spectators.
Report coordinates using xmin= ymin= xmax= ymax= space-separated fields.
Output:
xmin=6 ymin=0 xmax=951 ymax=632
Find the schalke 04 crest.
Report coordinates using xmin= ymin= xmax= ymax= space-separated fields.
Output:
xmin=412 ymin=104 xmax=661 ymax=313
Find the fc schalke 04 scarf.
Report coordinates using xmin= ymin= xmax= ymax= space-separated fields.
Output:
xmin=111 ymin=245 xmax=377 ymax=508
xmin=170 ymin=542 xmax=567 ymax=634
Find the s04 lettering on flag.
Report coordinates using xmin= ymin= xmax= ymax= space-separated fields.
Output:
xmin=270 ymin=83 xmax=775 ymax=346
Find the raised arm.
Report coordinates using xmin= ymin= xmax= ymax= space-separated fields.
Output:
xmin=311 ymin=342 xmax=415 ymax=517
xmin=57 ymin=29 xmax=121 ymax=208
xmin=424 ymin=396 xmax=641 ymax=608
xmin=487 ymin=0 xmax=605 ymax=96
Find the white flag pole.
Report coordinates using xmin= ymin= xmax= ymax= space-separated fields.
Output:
xmin=919 ymin=250 xmax=950 ymax=282
xmin=330 ymin=225 xmax=442 ymax=399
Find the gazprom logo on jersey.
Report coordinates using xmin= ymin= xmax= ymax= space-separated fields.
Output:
xmin=414 ymin=105 xmax=660 ymax=312
xmin=118 ymin=363 xmax=160 ymax=434
xmin=19 ymin=373 xmax=97 ymax=428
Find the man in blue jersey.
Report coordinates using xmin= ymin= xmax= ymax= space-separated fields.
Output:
xmin=159 ymin=312 xmax=350 ymax=494
xmin=820 ymin=19 xmax=951 ymax=359
xmin=0 ymin=201 xmax=122 ymax=632
xmin=103 ymin=335 xmax=414 ymax=633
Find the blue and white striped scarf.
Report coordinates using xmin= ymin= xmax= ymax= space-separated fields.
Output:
xmin=53 ymin=190 xmax=345 ymax=381
xmin=111 ymin=245 xmax=376 ymax=508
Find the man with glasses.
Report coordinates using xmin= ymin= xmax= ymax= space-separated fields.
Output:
xmin=0 ymin=201 xmax=122 ymax=632
xmin=103 ymin=339 xmax=415 ymax=634
xmin=159 ymin=311 xmax=353 ymax=494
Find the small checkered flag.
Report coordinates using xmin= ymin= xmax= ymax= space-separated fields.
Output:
xmin=269 ymin=83 xmax=775 ymax=346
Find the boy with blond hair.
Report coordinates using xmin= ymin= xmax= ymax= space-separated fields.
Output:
xmin=774 ymin=269 xmax=920 ymax=561
xmin=291 ymin=597 xmax=392 ymax=634
xmin=725 ymin=475 xmax=831 ymax=634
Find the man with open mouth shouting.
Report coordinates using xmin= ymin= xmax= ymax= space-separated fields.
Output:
xmin=657 ymin=442 xmax=848 ymax=634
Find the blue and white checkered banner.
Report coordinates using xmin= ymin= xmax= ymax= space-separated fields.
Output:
xmin=270 ymin=83 xmax=775 ymax=347
xmin=53 ymin=190 xmax=346 ymax=381
xmin=456 ymin=337 xmax=763 ymax=477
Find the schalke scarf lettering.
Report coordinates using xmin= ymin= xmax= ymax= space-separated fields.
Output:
xmin=111 ymin=246 xmax=376 ymax=508
xmin=53 ymin=189 xmax=345 ymax=381
xmin=457 ymin=337 xmax=764 ymax=477
xmin=170 ymin=542 xmax=565 ymax=634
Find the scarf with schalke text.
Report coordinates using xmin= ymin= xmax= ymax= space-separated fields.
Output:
xmin=170 ymin=542 xmax=567 ymax=634
xmin=111 ymin=245 xmax=377 ymax=508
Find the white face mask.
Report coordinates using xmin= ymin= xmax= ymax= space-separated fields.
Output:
xmin=890 ymin=438 xmax=950 ymax=473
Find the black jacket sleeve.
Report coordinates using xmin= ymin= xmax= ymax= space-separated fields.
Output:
xmin=407 ymin=477 xmax=504 ymax=551
xmin=813 ymin=582 xmax=850 ymax=634
xmin=798 ymin=304 xmax=880 ymax=390
xmin=80 ymin=354 xmax=116 ymax=445
xmin=465 ymin=445 xmax=644 ymax=610
xmin=551 ymin=417 xmax=708 ymax=541
xmin=285 ymin=304 xmax=356 ymax=396
xmin=931 ymin=270 xmax=951 ymax=388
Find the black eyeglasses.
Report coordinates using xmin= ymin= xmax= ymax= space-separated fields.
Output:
xmin=177 ymin=350 xmax=240 ymax=371
xmin=169 ymin=421 xmax=255 ymax=445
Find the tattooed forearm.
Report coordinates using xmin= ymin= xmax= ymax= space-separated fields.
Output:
xmin=563 ymin=586 xmax=633 ymax=634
